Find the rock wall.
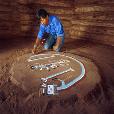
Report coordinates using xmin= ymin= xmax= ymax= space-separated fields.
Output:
xmin=0 ymin=0 xmax=36 ymax=38
xmin=0 ymin=0 xmax=114 ymax=46
xmin=73 ymin=0 xmax=114 ymax=46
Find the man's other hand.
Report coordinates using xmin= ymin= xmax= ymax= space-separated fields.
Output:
xmin=32 ymin=48 xmax=36 ymax=54
xmin=53 ymin=45 xmax=58 ymax=51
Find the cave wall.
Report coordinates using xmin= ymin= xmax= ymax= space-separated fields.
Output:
xmin=0 ymin=0 xmax=114 ymax=46
xmin=0 ymin=0 xmax=36 ymax=38
xmin=73 ymin=0 xmax=114 ymax=46
xmin=0 ymin=0 xmax=74 ymax=39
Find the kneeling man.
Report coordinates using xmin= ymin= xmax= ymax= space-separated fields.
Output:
xmin=32 ymin=9 xmax=64 ymax=54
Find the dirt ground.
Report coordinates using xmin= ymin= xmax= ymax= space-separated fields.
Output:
xmin=0 ymin=38 xmax=114 ymax=114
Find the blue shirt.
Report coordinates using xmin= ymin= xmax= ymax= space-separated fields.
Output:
xmin=37 ymin=15 xmax=64 ymax=39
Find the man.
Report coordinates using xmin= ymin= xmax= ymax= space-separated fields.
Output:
xmin=32 ymin=9 xmax=64 ymax=54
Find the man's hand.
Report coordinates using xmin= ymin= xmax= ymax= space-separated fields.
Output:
xmin=53 ymin=45 xmax=58 ymax=51
xmin=32 ymin=44 xmax=37 ymax=54
xmin=32 ymin=48 xmax=36 ymax=54
xmin=32 ymin=38 xmax=41 ymax=54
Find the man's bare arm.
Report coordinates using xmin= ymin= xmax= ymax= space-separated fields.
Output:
xmin=32 ymin=37 xmax=41 ymax=54
xmin=53 ymin=37 xmax=62 ymax=51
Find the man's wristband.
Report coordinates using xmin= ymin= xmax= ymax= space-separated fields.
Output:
xmin=34 ymin=44 xmax=37 ymax=49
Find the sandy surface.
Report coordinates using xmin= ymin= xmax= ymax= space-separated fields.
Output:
xmin=0 ymin=38 xmax=114 ymax=114
xmin=10 ymin=51 xmax=100 ymax=96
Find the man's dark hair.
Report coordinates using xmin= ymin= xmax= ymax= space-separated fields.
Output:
xmin=36 ymin=9 xmax=49 ymax=19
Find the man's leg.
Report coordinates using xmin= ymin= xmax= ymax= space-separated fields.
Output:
xmin=43 ymin=35 xmax=55 ymax=50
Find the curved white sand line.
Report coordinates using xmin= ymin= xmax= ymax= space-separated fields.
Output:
xmin=28 ymin=54 xmax=55 ymax=62
xmin=57 ymin=55 xmax=85 ymax=90
xmin=28 ymin=53 xmax=85 ymax=90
